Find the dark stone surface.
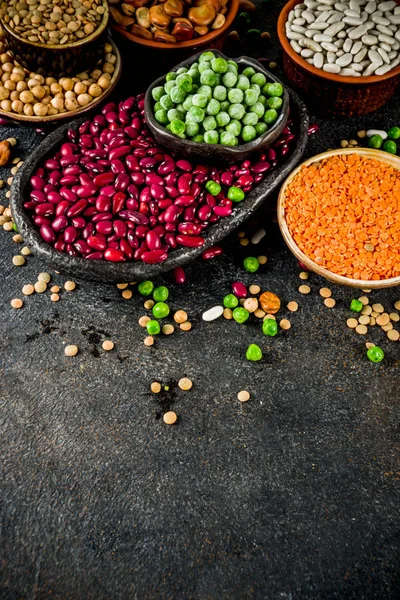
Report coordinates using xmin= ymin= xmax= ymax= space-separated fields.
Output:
xmin=1 ymin=2 xmax=399 ymax=599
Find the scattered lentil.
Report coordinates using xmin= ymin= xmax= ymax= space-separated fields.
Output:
xmin=264 ymin=314 xmax=276 ymax=320
xmin=347 ymin=318 xmax=358 ymax=329
xmin=319 ymin=287 xmax=332 ymax=298
xmin=257 ymin=255 xmax=268 ymax=265
xmin=390 ymin=313 xmax=399 ymax=322
xmin=372 ymin=303 xmax=384 ymax=313
xmin=122 ymin=289 xmax=133 ymax=300
xmin=64 ymin=280 xmax=76 ymax=291
xmin=102 ymin=340 xmax=114 ymax=351
xmin=151 ymin=382 xmax=162 ymax=394
xmin=138 ymin=315 xmax=151 ymax=327
xmin=279 ymin=318 xmax=291 ymax=330
xmin=174 ymin=310 xmax=188 ymax=324
xmin=359 ymin=315 xmax=370 ymax=325
xmin=361 ymin=305 xmax=372 ymax=316
xmin=178 ymin=377 xmax=192 ymax=391
xmin=20 ymin=246 xmax=31 ymax=256
xmin=64 ymin=344 xmax=78 ymax=356
xmin=299 ymin=285 xmax=311 ymax=294
xmin=240 ymin=238 xmax=250 ymax=246
xmin=356 ymin=324 xmax=368 ymax=335
xmin=38 ymin=272 xmax=51 ymax=283
xmin=11 ymin=298 xmax=23 ymax=308
xmin=382 ymin=323 xmax=393 ymax=332
xmin=254 ymin=308 xmax=265 ymax=318
xmin=144 ymin=299 xmax=155 ymax=310
xmin=223 ymin=308 xmax=233 ymax=319
xmin=376 ymin=314 xmax=390 ymax=326
xmin=287 ymin=301 xmax=298 ymax=312
xmin=299 ymin=271 xmax=309 ymax=280
xmin=358 ymin=296 xmax=369 ymax=306
xmin=394 ymin=301 xmax=400 ymax=311
xmin=12 ymin=255 xmax=25 ymax=266
xmin=249 ymin=284 xmax=261 ymax=295
xmin=144 ymin=336 xmax=154 ymax=346
xmin=237 ymin=390 xmax=250 ymax=402
xmin=34 ymin=281 xmax=47 ymax=293
xmin=180 ymin=321 xmax=192 ymax=331
xmin=50 ymin=293 xmax=60 ymax=302
xmin=366 ymin=342 xmax=375 ymax=350
xmin=324 ymin=298 xmax=336 ymax=308
xmin=162 ymin=324 xmax=175 ymax=335
xmin=387 ymin=329 xmax=399 ymax=341
xmin=117 ymin=283 xmax=129 ymax=290
xmin=163 ymin=412 xmax=177 ymax=425
xmin=22 ymin=284 xmax=34 ymax=295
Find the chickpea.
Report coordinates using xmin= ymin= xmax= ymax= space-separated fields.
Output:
xmin=77 ymin=93 xmax=92 ymax=106
xmin=33 ymin=103 xmax=48 ymax=116
xmin=102 ymin=62 xmax=114 ymax=74
xmin=105 ymin=53 xmax=116 ymax=65
xmin=64 ymin=90 xmax=76 ymax=99
xmin=13 ymin=67 xmax=25 ymax=77
xmin=97 ymin=75 xmax=110 ymax=90
xmin=43 ymin=85 xmax=50 ymax=94
xmin=23 ymin=103 xmax=34 ymax=116
xmin=46 ymin=77 xmax=57 ymax=85
xmin=31 ymin=86 xmax=46 ymax=100
xmin=50 ymin=82 xmax=62 ymax=94
xmin=16 ymin=81 xmax=28 ymax=92
xmin=74 ymin=81 xmax=87 ymax=94
xmin=77 ymin=72 xmax=89 ymax=81
xmin=19 ymin=90 xmax=34 ymax=103
xmin=10 ymin=72 xmax=24 ymax=82
xmin=71 ymin=77 xmax=79 ymax=83
xmin=88 ymin=83 xmax=102 ymax=98
xmin=28 ymin=78 xmax=39 ymax=89
xmin=61 ymin=78 xmax=74 ymax=91
xmin=91 ymin=69 xmax=102 ymax=80
xmin=0 ymin=87 xmax=9 ymax=100
xmin=47 ymin=105 xmax=59 ymax=115
xmin=2 ymin=62 xmax=14 ymax=73
xmin=104 ymin=43 xmax=113 ymax=54
xmin=0 ymin=53 xmax=9 ymax=63
xmin=65 ymin=97 xmax=78 ymax=111
xmin=10 ymin=90 xmax=20 ymax=101
xmin=50 ymin=95 xmax=64 ymax=110
xmin=0 ymin=99 xmax=11 ymax=111
xmin=11 ymin=100 xmax=23 ymax=113
xmin=4 ymin=80 xmax=16 ymax=91
xmin=1 ymin=73 xmax=10 ymax=83
xmin=41 ymin=95 xmax=52 ymax=105
xmin=32 ymin=73 xmax=44 ymax=85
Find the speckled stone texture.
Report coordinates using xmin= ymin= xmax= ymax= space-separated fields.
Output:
xmin=1 ymin=1 xmax=400 ymax=599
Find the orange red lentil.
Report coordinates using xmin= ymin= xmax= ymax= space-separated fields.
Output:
xmin=284 ymin=154 xmax=400 ymax=281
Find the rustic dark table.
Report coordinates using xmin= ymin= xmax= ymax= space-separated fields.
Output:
xmin=1 ymin=2 xmax=399 ymax=598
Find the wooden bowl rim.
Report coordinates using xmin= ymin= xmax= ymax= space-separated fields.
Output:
xmin=0 ymin=37 xmax=121 ymax=124
xmin=0 ymin=0 xmax=109 ymax=50
xmin=277 ymin=147 xmax=400 ymax=289
xmin=110 ymin=0 xmax=239 ymax=50
xmin=277 ymin=0 xmax=400 ymax=86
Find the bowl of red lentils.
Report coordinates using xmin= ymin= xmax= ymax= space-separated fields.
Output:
xmin=277 ymin=147 xmax=400 ymax=289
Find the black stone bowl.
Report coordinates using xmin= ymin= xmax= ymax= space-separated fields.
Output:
xmin=145 ymin=50 xmax=290 ymax=164
xmin=10 ymin=89 xmax=308 ymax=283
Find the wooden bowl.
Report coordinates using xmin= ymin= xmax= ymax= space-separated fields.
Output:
xmin=277 ymin=0 xmax=400 ymax=117
xmin=277 ymin=148 xmax=400 ymax=290
xmin=145 ymin=50 xmax=289 ymax=164
xmin=0 ymin=1 xmax=109 ymax=77
xmin=10 ymin=88 xmax=309 ymax=283
xmin=0 ymin=38 xmax=121 ymax=125
xmin=111 ymin=0 xmax=239 ymax=52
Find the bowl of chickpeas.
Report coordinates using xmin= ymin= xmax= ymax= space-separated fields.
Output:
xmin=0 ymin=0 xmax=109 ymax=77
xmin=0 ymin=37 xmax=121 ymax=122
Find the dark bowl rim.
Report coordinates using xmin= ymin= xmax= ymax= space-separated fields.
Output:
xmin=0 ymin=0 xmax=109 ymax=50
xmin=110 ymin=0 xmax=239 ymax=50
xmin=10 ymin=88 xmax=309 ymax=283
xmin=144 ymin=49 xmax=290 ymax=159
xmin=277 ymin=0 xmax=400 ymax=85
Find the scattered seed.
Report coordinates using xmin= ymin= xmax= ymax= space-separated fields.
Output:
xmin=238 ymin=231 xmax=246 ymax=238
xmin=144 ymin=299 xmax=154 ymax=309
xmin=244 ymin=297 xmax=258 ymax=313
xmin=240 ymin=238 xmax=249 ymax=246
xmin=162 ymin=324 xmax=174 ymax=335
xmin=394 ymin=301 xmax=400 ymax=311
xmin=356 ymin=324 xmax=368 ymax=335
xmin=64 ymin=280 xmax=76 ymax=291
xmin=347 ymin=318 xmax=358 ymax=328
xmin=50 ymin=293 xmax=60 ymax=302
xmin=359 ymin=315 xmax=370 ymax=325
xmin=116 ymin=283 xmax=129 ymax=289
xmin=3 ymin=221 xmax=13 ymax=230
xmin=122 ymin=289 xmax=132 ymax=299
xmin=357 ymin=130 xmax=367 ymax=138
xmin=151 ymin=381 xmax=161 ymax=393
xmin=144 ymin=336 xmax=154 ymax=346
xmin=12 ymin=255 xmax=25 ymax=266
xmin=376 ymin=313 xmax=390 ymax=326
xmin=250 ymin=229 xmax=266 ymax=244
xmin=358 ymin=296 xmax=369 ymax=305
xmin=249 ymin=284 xmax=261 ymax=295
xmin=269 ymin=61 xmax=277 ymax=69
xmin=257 ymin=255 xmax=268 ymax=265
xmin=366 ymin=341 xmax=375 ymax=349
xmin=389 ymin=312 xmax=399 ymax=322
xmin=102 ymin=340 xmax=114 ymax=351
xmin=34 ymin=281 xmax=47 ymax=293
xmin=178 ymin=377 xmax=192 ymax=391
xmin=237 ymin=390 xmax=250 ymax=402
xmin=264 ymin=314 xmax=276 ymax=321
xmin=22 ymin=284 xmax=34 ymax=295
xmin=180 ymin=321 xmax=192 ymax=331
xmin=38 ymin=272 xmax=51 ymax=283
xmin=174 ymin=310 xmax=188 ymax=324
xmin=387 ymin=329 xmax=399 ymax=341
xmin=223 ymin=308 xmax=233 ymax=319
xmin=11 ymin=298 xmax=23 ymax=308
xmin=340 ymin=139 xmax=349 ymax=148
xmin=254 ymin=308 xmax=265 ymax=318
xmin=371 ymin=311 xmax=379 ymax=318
xmin=361 ymin=305 xmax=372 ymax=315
xmin=324 ymin=298 xmax=336 ymax=308
xmin=299 ymin=271 xmax=309 ymax=280
xmin=50 ymin=285 xmax=60 ymax=293
xmin=372 ymin=303 xmax=384 ymax=313
xmin=370 ymin=317 xmax=376 ymax=326
xmin=202 ymin=305 xmax=224 ymax=321
xmin=299 ymin=285 xmax=311 ymax=294
xmin=13 ymin=234 xmax=22 ymax=243
xmin=64 ymin=344 xmax=78 ymax=356
xmin=319 ymin=287 xmax=332 ymax=298
xmin=382 ymin=323 xmax=393 ymax=332
xmin=20 ymin=246 xmax=31 ymax=255
xmin=287 ymin=301 xmax=298 ymax=312
xmin=163 ymin=411 xmax=177 ymax=425
xmin=139 ymin=315 xmax=151 ymax=327
xmin=280 ymin=319 xmax=291 ymax=330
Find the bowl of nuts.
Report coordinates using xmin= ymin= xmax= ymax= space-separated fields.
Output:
xmin=0 ymin=37 xmax=121 ymax=122
xmin=110 ymin=0 xmax=239 ymax=51
xmin=0 ymin=0 xmax=109 ymax=77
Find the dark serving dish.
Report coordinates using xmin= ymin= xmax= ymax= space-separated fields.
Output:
xmin=145 ymin=50 xmax=290 ymax=164
xmin=10 ymin=89 xmax=308 ymax=284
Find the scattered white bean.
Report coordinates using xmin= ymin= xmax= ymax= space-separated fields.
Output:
xmin=251 ymin=229 xmax=266 ymax=245
xmin=366 ymin=128 xmax=388 ymax=138
xmin=202 ymin=306 xmax=224 ymax=322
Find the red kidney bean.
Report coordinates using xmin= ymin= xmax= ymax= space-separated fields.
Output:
xmin=206 ymin=194 xmax=216 ymax=208
xmin=191 ymin=183 xmax=201 ymax=198
xmin=158 ymin=199 xmax=172 ymax=210
xmin=119 ymin=210 xmax=149 ymax=225
xmin=95 ymin=195 xmax=110 ymax=213
xmin=232 ymin=281 xmax=247 ymax=298
xmin=74 ymin=239 xmax=91 ymax=255
xmin=112 ymin=192 xmax=126 ymax=214
xmin=83 ymin=206 xmax=97 ymax=217
xmin=30 ymin=175 xmax=45 ymax=190
xmin=183 ymin=207 xmax=196 ymax=221
xmin=145 ymin=173 xmax=163 ymax=186
xmin=139 ymin=201 xmax=149 ymax=215
xmin=83 ymin=222 xmax=95 ymax=239
xmin=135 ymin=225 xmax=148 ymax=238
xmin=115 ymin=173 xmax=130 ymax=192
xmin=71 ymin=216 xmax=85 ymax=229
xmin=176 ymin=159 xmax=192 ymax=172
xmin=213 ymin=205 xmax=232 ymax=217
xmin=164 ymin=232 xmax=176 ymax=248
xmin=146 ymin=230 xmax=161 ymax=251
xmin=109 ymin=136 xmax=127 ymax=151
xmin=125 ymin=198 xmax=139 ymax=211
xmin=52 ymin=216 xmax=68 ymax=232
xmin=108 ymin=146 xmax=131 ymax=162
xmin=24 ymin=201 xmax=36 ymax=210
xmin=141 ymin=249 xmax=167 ymax=264
xmin=86 ymin=251 xmax=103 ymax=260
xmin=48 ymin=171 xmax=62 ymax=186
xmin=127 ymin=231 xmax=139 ymax=248
xmin=54 ymin=240 xmax=66 ymax=252
xmin=113 ymin=220 xmax=127 ymax=238
xmin=87 ymin=235 xmax=106 ymax=251
xmin=175 ymin=195 xmax=195 ymax=207
xmin=60 ymin=188 xmax=77 ymax=202
xmin=130 ymin=172 xmax=145 ymax=186
xmin=251 ymin=161 xmax=271 ymax=174
xmin=30 ymin=190 xmax=46 ymax=203
xmin=194 ymin=173 xmax=208 ymax=184
xmin=178 ymin=222 xmax=202 ymax=235
xmin=308 ymin=124 xmax=319 ymax=135
xmin=110 ymin=159 xmax=126 ymax=174
xmin=92 ymin=212 xmax=112 ymax=223
xmin=178 ymin=174 xmax=192 ymax=195
xmin=164 ymin=205 xmax=182 ymax=223
xmin=157 ymin=161 xmax=175 ymax=175
xmin=173 ymin=266 xmax=186 ymax=284
xmin=77 ymin=185 xmax=97 ymax=198
xmin=40 ymin=224 xmax=56 ymax=244
xmin=55 ymin=200 xmax=71 ymax=216
xmin=36 ymin=202 xmax=54 ymax=216
xmin=34 ymin=215 xmax=51 ymax=227
xmin=44 ymin=158 xmax=59 ymax=170
xmin=197 ymin=205 xmax=212 ymax=221
xmin=96 ymin=220 xmax=113 ymax=235
xmin=93 ymin=172 xmax=114 ymax=187
xmin=119 ymin=238 xmax=133 ymax=259
xmin=201 ymin=246 xmax=223 ymax=260
xmin=176 ymin=234 xmax=204 ymax=248
xmin=66 ymin=199 xmax=88 ymax=217
xmin=237 ymin=174 xmax=254 ymax=187
xmin=164 ymin=172 xmax=179 ymax=186
xmin=104 ymin=248 xmax=125 ymax=261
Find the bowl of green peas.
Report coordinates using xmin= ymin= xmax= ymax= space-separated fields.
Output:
xmin=144 ymin=49 xmax=290 ymax=163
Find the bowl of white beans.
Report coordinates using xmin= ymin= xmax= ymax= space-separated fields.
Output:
xmin=277 ymin=0 xmax=400 ymax=116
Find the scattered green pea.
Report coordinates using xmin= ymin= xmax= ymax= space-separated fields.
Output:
xmin=387 ymin=126 xmax=400 ymax=140
xmin=138 ymin=280 xmax=154 ymax=296
xmin=233 ymin=307 xmax=250 ymax=323
xmin=368 ymin=134 xmax=383 ymax=149
xmin=153 ymin=302 xmax=170 ymax=319
xmin=246 ymin=343 xmax=262 ymax=361
xmin=383 ymin=140 xmax=397 ymax=154
xmin=243 ymin=256 xmax=259 ymax=272
xmin=224 ymin=294 xmax=239 ymax=309
xmin=350 ymin=299 xmax=363 ymax=312
xmin=262 ymin=319 xmax=278 ymax=336
xmin=146 ymin=320 xmax=161 ymax=335
xmin=228 ymin=186 xmax=245 ymax=202
xmin=367 ymin=346 xmax=384 ymax=363
xmin=153 ymin=286 xmax=169 ymax=302
xmin=206 ymin=180 xmax=222 ymax=196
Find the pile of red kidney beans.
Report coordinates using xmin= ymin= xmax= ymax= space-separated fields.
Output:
xmin=25 ymin=93 xmax=299 ymax=264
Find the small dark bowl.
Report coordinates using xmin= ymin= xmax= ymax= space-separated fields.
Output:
xmin=0 ymin=0 xmax=109 ymax=78
xmin=145 ymin=50 xmax=289 ymax=164
xmin=10 ymin=89 xmax=308 ymax=283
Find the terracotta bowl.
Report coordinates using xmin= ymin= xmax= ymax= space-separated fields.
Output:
xmin=0 ymin=0 xmax=109 ymax=77
xmin=277 ymin=148 xmax=400 ymax=290
xmin=277 ymin=0 xmax=400 ymax=117
xmin=10 ymin=88 xmax=309 ymax=283
xmin=145 ymin=50 xmax=289 ymax=164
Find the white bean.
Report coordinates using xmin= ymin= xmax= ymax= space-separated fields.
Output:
xmin=362 ymin=34 xmax=378 ymax=44
xmin=378 ymin=33 xmax=395 ymax=45
xmin=366 ymin=129 xmax=388 ymax=139
xmin=372 ymin=14 xmax=391 ymax=24
xmin=202 ymin=306 xmax=224 ymax=322
xmin=327 ymin=51 xmax=337 ymax=62
xmin=321 ymin=41 xmax=339 ymax=50
xmin=348 ymin=23 xmax=370 ymax=38
xmin=314 ymin=52 xmax=325 ymax=68
xmin=324 ymin=21 xmax=346 ymax=35
xmin=377 ymin=2 xmax=396 ymax=11
xmin=250 ymin=229 xmax=266 ymax=245
xmin=313 ymin=33 xmax=333 ymax=41
xmin=327 ymin=12 xmax=343 ymax=23
xmin=336 ymin=52 xmax=354 ymax=65
xmin=323 ymin=64 xmax=341 ymax=73
xmin=374 ymin=63 xmax=392 ymax=74
xmin=343 ymin=38 xmax=353 ymax=52
xmin=351 ymin=40 xmax=363 ymax=53
xmin=376 ymin=23 xmax=394 ymax=35
xmin=340 ymin=67 xmax=359 ymax=74
xmin=377 ymin=47 xmax=390 ymax=63
xmin=290 ymin=40 xmax=302 ymax=53
xmin=301 ymin=48 xmax=315 ymax=57
xmin=365 ymin=1 xmax=377 ymax=13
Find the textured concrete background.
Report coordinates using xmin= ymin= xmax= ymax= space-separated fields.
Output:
xmin=1 ymin=1 xmax=400 ymax=598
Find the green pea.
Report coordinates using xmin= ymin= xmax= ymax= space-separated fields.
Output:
xmin=246 ymin=343 xmax=262 ymax=361
xmin=368 ymin=134 xmax=383 ymax=149
xmin=251 ymin=72 xmax=267 ymax=87
xmin=146 ymin=320 xmax=161 ymax=336
xmin=187 ymin=106 xmax=205 ymax=123
xmin=262 ymin=318 xmax=278 ymax=337
xmin=227 ymin=60 xmax=238 ymax=71
xmin=206 ymin=180 xmax=222 ymax=196
xmin=211 ymin=57 xmax=228 ymax=73
xmin=200 ymin=51 xmax=215 ymax=62
xmin=237 ymin=11 xmax=251 ymax=28
xmin=153 ymin=101 xmax=162 ymax=112
xmin=350 ymin=299 xmax=363 ymax=312
xmin=192 ymin=84 xmax=199 ymax=92
xmin=152 ymin=86 xmax=165 ymax=101
xmin=164 ymin=80 xmax=176 ymax=94
xmin=220 ymin=131 xmax=237 ymax=146
xmin=206 ymin=99 xmax=221 ymax=115
xmin=166 ymin=72 xmax=177 ymax=82
xmin=203 ymin=115 xmax=217 ymax=131
xmin=226 ymin=119 xmax=242 ymax=136
xmin=228 ymin=88 xmax=244 ymax=104
xmin=204 ymin=130 xmax=219 ymax=144
xmin=155 ymin=109 xmax=168 ymax=125
xmin=176 ymin=67 xmax=188 ymax=74
xmin=185 ymin=121 xmax=199 ymax=137
xmin=214 ymin=73 xmax=222 ymax=85
xmin=243 ymin=66 xmax=256 ymax=78
xmin=176 ymin=73 xmax=192 ymax=92
xmin=182 ymin=94 xmax=194 ymax=111
xmin=200 ymin=69 xmax=217 ymax=87
xmin=226 ymin=64 xmax=238 ymax=74
xmin=242 ymin=112 xmax=258 ymax=126
xmin=188 ymin=66 xmax=200 ymax=82
xmin=252 ymin=101 xmax=265 ymax=118
xmin=237 ymin=75 xmax=250 ymax=91
xmin=367 ymin=346 xmax=384 ymax=363
xmin=228 ymin=103 xmax=245 ymax=120
xmin=267 ymin=96 xmax=283 ymax=110
xmin=223 ymin=294 xmax=238 ymax=308
xmin=176 ymin=103 xmax=185 ymax=113
xmin=215 ymin=111 xmax=230 ymax=127
xmin=192 ymin=134 xmax=204 ymax=142
xmin=213 ymin=85 xmax=227 ymax=101
xmin=228 ymin=186 xmax=245 ymax=202
xmin=243 ymin=256 xmax=259 ymax=272
xmin=255 ymin=122 xmax=268 ymax=136
xmin=388 ymin=126 xmax=400 ymax=140
xmin=198 ymin=62 xmax=211 ymax=74
xmin=167 ymin=108 xmax=184 ymax=123
xmin=160 ymin=94 xmax=174 ymax=110
xmin=170 ymin=120 xmax=185 ymax=135
xmin=220 ymin=100 xmax=230 ymax=111
xmin=233 ymin=307 xmax=250 ymax=323
xmin=263 ymin=108 xmax=278 ymax=124
xmin=192 ymin=93 xmax=208 ymax=108
xmin=197 ymin=85 xmax=212 ymax=100
xmin=12 ymin=222 xmax=18 ymax=232
xmin=263 ymin=82 xmax=283 ymax=97
xmin=138 ymin=280 xmax=154 ymax=296
xmin=242 ymin=125 xmax=257 ymax=143
xmin=222 ymin=72 xmax=238 ymax=88
xmin=250 ymin=83 xmax=261 ymax=94
xmin=153 ymin=302 xmax=170 ymax=319
xmin=153 ymin=285 xmax=169 ymax=302
xmin=171 ymin=86 xmax=186 ymax=104
xmin=383 ymin=140 xmax=397 ymax=154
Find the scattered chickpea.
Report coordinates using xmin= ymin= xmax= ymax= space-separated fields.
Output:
xmin=116 ymin=283 xmax=128 ymax=290
xmin=244 ymin=297 xmax=258 ymax=313
xmin=12 ymin=255 xmax=25 ymax=266
xmin=249 ymin=284 xmax=261 ymax=295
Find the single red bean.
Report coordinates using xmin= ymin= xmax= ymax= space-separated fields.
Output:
xmin=30 ymin=190 xmax=46 ymax=203
xmin=141 ymin=249 xmax=167 ymax=264
xmin=183 ymin=206 xmax=196 ymax=221
xmin=119 ymin=209 xmax=149 ymax=225
xmin=237 ymin=174 xmax=254 ymax=187
xmin=251 ymin=161 xmax=271 ymax=174
xmin=113 ymin=220 xmax=127 ymax=238
xmin=213 ymin=205 xmax=232 ymax=217
xmin=60 ymin=142 xmax=76 ymax=156
xmin=135 ymin=225 xmax=148 ymax=238
xmin=165 ymin=185 xmax=178 ymax=199
xmin=96 ymin=195 xmax=111 ymax=213
xmin=221 ymin=171 xmax=234 ymax=186
xmin=66 ymin=199 xmax=88 ymax=217
xmin=165 ymin=233 xmax=177 ymax=248
xmin=110 ymin=159 xmax=126 ymax=174
xmin=60 ymin=154 xmax=80 ymax=167
xmin=178 ymin=173 xmax=192 ymax=195
xmin=175 ymin=195 xmax=195 ymax=207
xmin=178 ymin=222 xmax=202 ymax=235
xmin=36 ymin=202 xmax=54 ymax=216
xmin=55 ymin=200 xmax=71 ymax=217
xmin=40 ymin=224 xmax=56 ymax=244
xmin=163 ymin=205 xmax=182 ymax=223
xmin=86 ymin=251 xmax=104 ymax=260
xmin=198 ymin=205 xmax=212 ymax=221
xmin=201 ymin=246 xmax=223 ymax=260
xmin=126 ymin=198 xmax=139 ymax=211
xmin=87 ymin=235 xmax=107 ymax=251
xmin=308 ymin=124 xmax=319 ymax=135
xmin=120 ymin=238 xmax=133 ymax=259
xmin=48 ymin=171 xmax=62 ymax=185
xmin=94 ymin=172 xmax=115 ymax=187
xmin=60 ymin=188 xmax=77 ymax=202
xmin=150 ymin=184 xmax=165 ymax=200
xmin=77 ymin=185 xmax=97 ymax=198
xmin=146 ymin=173 xmax=163 ymax=186
xmin=109 ymin=136 xmax=127 ymax=151
xmin=232 ymin=281 xmax=247 ymax=298
xmin=158 ymin=199 xmax=172 ymax=210
xmin=104 ymin=248 xmax=125 ymax=262
xmin=175 ymin=234 xmax=204 ymax=248
xmin=60 ymin=174 xmax=79 ymax=186
xmin=71 ymin=217 xmax=86 ymax=229
xmin=92 ymin=212 xmax=112 ymax=222
xmin=24 ymin=201 xmax=36 ymax=210
xmin=44 ymin=158 xmax=59 ymax=170
xmin=83 ymin=222 xmax=95 ymax=239
xmin=83 ymin=206 xmax=97 ymax=217
xmin=112 ymin=192 xmax=126 ymax=214
xmin=164 ymin=172 xmax=179 ymax=186
xmin=173 ymin=266 xmax=186 ymax=284
xmin=52 ymin=216 xmax=68 ymax=232
xmin=176 ymin=159 xmax=192 ymax=172
xmin=54 ymin=240 xmax=66 ymax=252
xmin=146 ymin=230 xmax=161 ymax=251
xmin=115 ymin=173 xmax=130 ymax=192
xmin=66 ymin=244 xmax=79 ymax=257
xmin=124 ymin=126 xmax=139 ymax=139
xmin=158 ymin=160 xmax=175 ymax=175
xmin=194 ymin=173 xmax=208 ymax=184
xmin=34 ymin=216 xmax=51 ymax=227
xmin=139 ymin=201 xmax=149 ymax=215
xmin=96 ymin=220 xmax=113 ymax=235
xmin=127 ymin=231 xmax=139 ymax=248
xmin=74 ymin=239 xmax=91 ymax=255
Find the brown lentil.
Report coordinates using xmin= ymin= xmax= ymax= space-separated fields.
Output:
xmin=12 ymin=255 xmax=25 ymax=266
xmin=299 ymin=271 xmax=309 ymax=280
xmin=50 ymin=293 xmax=60 ymax=302
xmin=279 ymin=318 xmax=291 ymax=330
xmin=371 ymin=311 xmax=379 ymax=318
xmin=347 ymin=318 xmax=358 ymax=328
xmin=64 ymin=344 xmax=79 ymax=356
xmin=34 ymin=280 xmax=47 ymax=293
xmin=178 ymin=377 xmax=192 ymax=391
xmin=372 ymin=303 xmax=384 ymax=313
xmin=287 ymin=301 xmax=298 ymax=312
xmin=64 ymin=280 xmax=76 ymax=291
xmin=102 ymin=340 xmax=114 ymax=351
xmin=223 ymin=307 xmax=233 ymax=319
xmin=324 ymin=298 xmax=336 ymax=308
xmin=180 ymin=321 xmax=192 ymax=331
xmin=319 ymin=287 xmax=332 ymax=298
xmin=237 ymin=390 xmax=250 ymax=402
xmin=162 ymin=324 xmax=174 ymax=335
xmin=240 ymin=238 xmax=249 ymax=246
xmin=38 ymin=272 xmax=51 ymax=283
xmin=355 ymin=324 xmax=368 ymax=335
xmin=11 ymin=297 xmax=23 ymax=308
xmin=151 ymin=381 xmax=161 ymax=394
xmin=22 ymin=283 xmax=34 ymax=295
xmin=144 ymin=336 xmax=154 ymax=346
xmin=257 ymin=255 xmax=268 ymax=265
xmin=20 ymin=246 xmax=31 ymax=255
xmin=163 ymin=411 xmax=177 ymax=425
xmin=122 ymin=289 xmax=132 ymax=299
xmin=144 ymin=299 xmax=155 ymax=310
xmin=299 ymin=285 xmax=311 ymax=294
xmin=138 ymin=315 xmax=151 ymax=327
xmin=357 ymin=130 xmax=367 ymax=138
xmin=387 ymin=329 xmax=400 ymax=341
xmin=174 ymin=310 xmax=188 ymax=324
xmin=249 ymin=284 xmax=261 ymax=295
